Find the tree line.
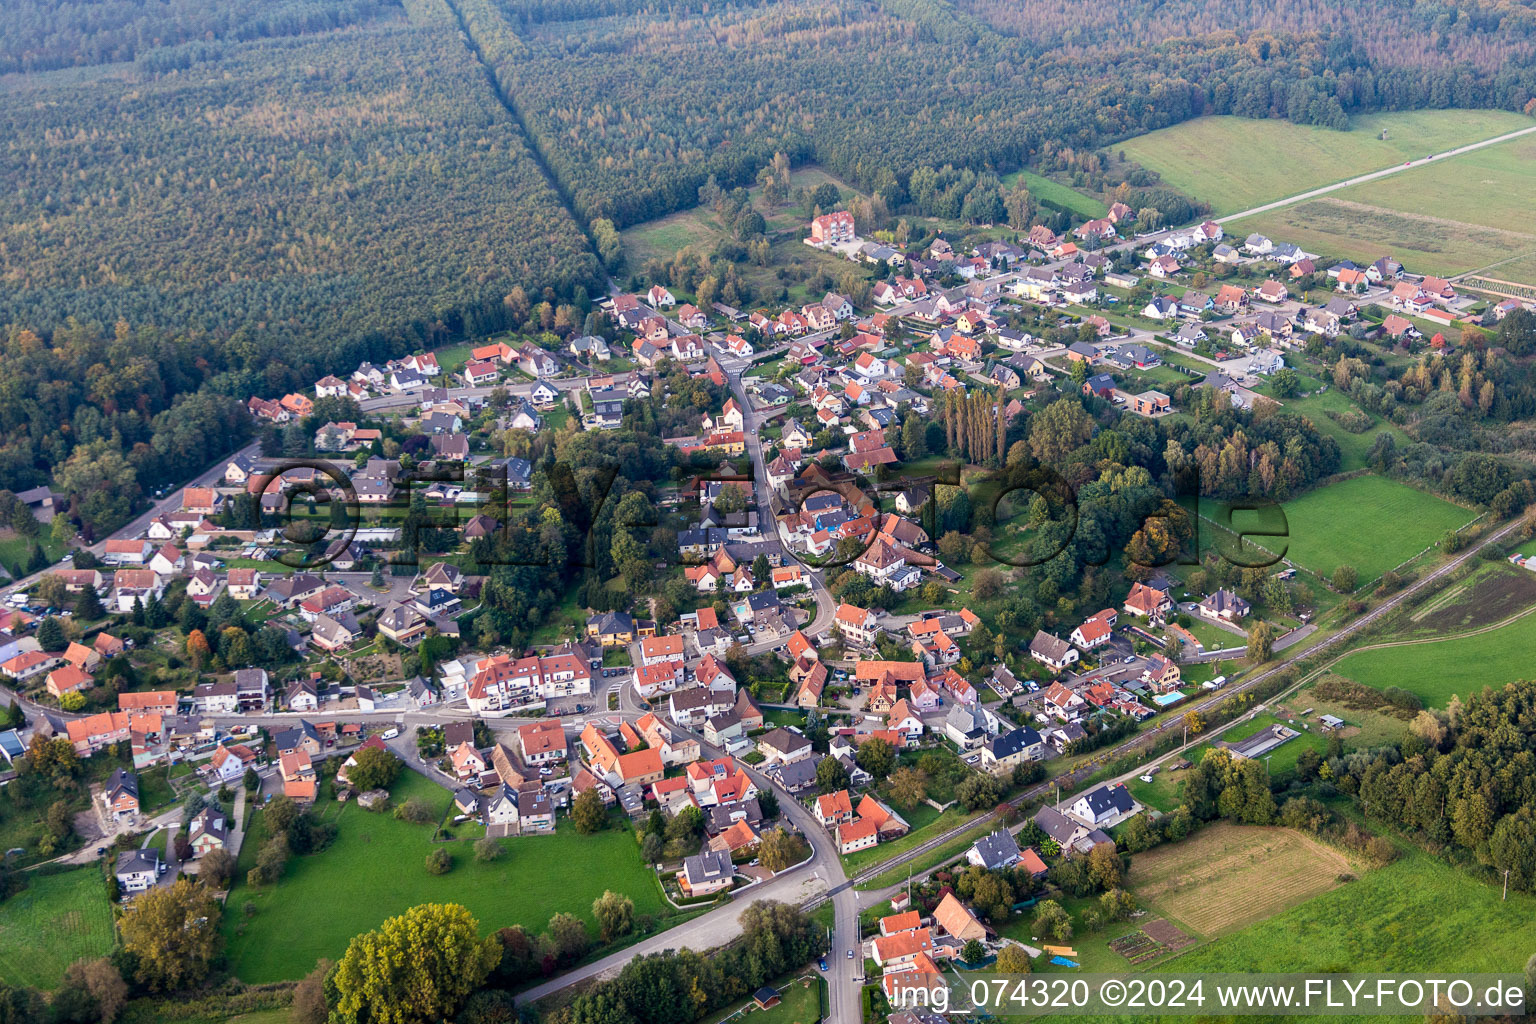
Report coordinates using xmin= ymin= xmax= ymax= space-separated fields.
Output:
xmin=452 ymin=0 xmax=1536 ymax=238
xmin=0 ymin=12 xmax=602 ymax=533
xmin=0 ymin=0 xmax=397 ymax=74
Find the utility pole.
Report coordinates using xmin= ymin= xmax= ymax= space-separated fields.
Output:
xmin=1504 ymin=869 xmax=1510 ymax=901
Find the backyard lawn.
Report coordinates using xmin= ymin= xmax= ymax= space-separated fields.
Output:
xmin=0 ymin=868 xmax=115 ymax=989
xmin=841 ymin=805 xmax=983 ymax=875
xmin=223 ymin=772 xmax=669 ymax=982
xmin=1202 ymin=474 xmax=1476 ymax=584
xmin=528 ymin=583 xmax=588 ymax=645
xmin=715 ymin=974 xmax=824 ymax=1024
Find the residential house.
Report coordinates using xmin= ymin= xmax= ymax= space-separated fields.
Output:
xmin=1069 ymin=782 xmax=1138 ymax=827
xmin=102 ymin=768 xmax=140 ymax=821
xmin=116 ymin=849 xmax=163 ymax=894
xmin=932 ymin=892 xmax=987 ymax=943
xmin=1028 ymin=630 xmax=1079 ymax=672
xmin=1199 ymin=589 xmax=1250 ymax=621
xmin=1124 ymin=581 xmax=1172 ymax=621
xmin=679 ymin=850 xmax=736 ymax=896
xmin=967 ymin=829 xmax=1021 ymax=871
xmin=188 ymin=806 xmax=229 ymax=857
xmin=981 ymin=726 xmax=1044 ymax=773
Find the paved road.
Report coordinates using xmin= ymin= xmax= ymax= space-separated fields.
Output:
xmin=721 ymin=359 xmax=839 ymax=639
xmin=1210 ymin=124 xmax=1536 ymax=226
xmin=0 ymin=441 xmax=263 ymax=605
xmin=513 ymin=708 xmax=854 ymax=1009
xmin=831 ymin=509 xmax=1528 ymax=895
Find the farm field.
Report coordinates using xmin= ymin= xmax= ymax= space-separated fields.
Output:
xmin=1204 ymin=474 xmax=1476 ymax=584
xmin=0 ymin=868 xmax=115 ymax=989
xmin=1328 ymin=606 xmax=1536 ymax=709
xmin=1406 ymin=559 xmax=1536 ymax=633
xmin=1126 ymin=823 xmax=1352 ymax=938
xmin=1163 ymin=845 xmax=1536 ymax=974
xmin=223 ymin=771 xmax=669 ymax=982
xmin=1049 ymin=847 xmax=1536 ymax=1023
xmin=1117 ymin=110 xmax=1532 ymax=216
xmin=1228 ymin=133 xmax=1536 ymax=284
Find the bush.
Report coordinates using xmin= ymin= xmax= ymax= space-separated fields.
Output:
xmin=395 ymin=797 xmax=436 ymax=825
xmin=474 ymin=837 xmax=504 ymax=863
xmin=425 ymin=847 xmax=453 ymax=875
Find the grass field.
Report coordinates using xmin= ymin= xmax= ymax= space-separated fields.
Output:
xmin=0 ymin=531 xmax=66 ymax=577
xmin=1117 ymin=110 xmax=1532 ymax=216
xmin=1127 ymin=823 xmax=1352 ymax=938
xmin=1049 ymin=845 xmax=1536 ymax=1022
xmin=1329 ymin=607 xmax=1536 ymax=709
xmin=1204 ymin=474 xmax=1476 ymax=583
xmin=1001 ymin=169 xmax=1108 ymax=220
xmin=1228 ymin=132 xmax=1536 ymax=284
xmin=717 ymin=974 xmax=823 ymax=1024
xmin=1211 ymin=713 xmax=1328 ymax=779
xmin=118 ymin=1006 xmax=293 ymax=1024
xmin=855 ymin=818 xmax=995 ymax=890
xmin=1260 ymin=377 xmax=1411 ymax=473
xmin=223 ymin=772 xmax=668 ymax=983
xmin=0 ymin=868 xmax=115 ymax=989
xmin=1163 ymin=845 xmax=1536 ymax=974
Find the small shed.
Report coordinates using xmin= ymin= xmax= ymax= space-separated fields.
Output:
xmin=752 ymin=987 xmax=781 ymax=1010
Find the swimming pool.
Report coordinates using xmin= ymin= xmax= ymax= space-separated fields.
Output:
xmin=1151 ymin=692 xmax=1184 ymax=708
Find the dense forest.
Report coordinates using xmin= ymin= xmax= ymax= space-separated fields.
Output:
xmin=1310 ymin=677 xmax=1536 ymax=894
xmin=0 ymin=0 xmax=601 ymax=527
xmin=451 ymin=0 xmax=1536 ymax=232
xmin=953 ymin=0 xmax=1536 ymax=80
xmin=0 ymin=0 xmax=398 ymax=73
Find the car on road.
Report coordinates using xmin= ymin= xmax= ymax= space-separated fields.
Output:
xmin=847 ymin=949 xmax=854 ymax=959
xmin=818 ymin=958 xmax=827 ymax=972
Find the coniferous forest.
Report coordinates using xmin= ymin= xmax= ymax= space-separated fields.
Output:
xmin=1 ymin=0 xmax=1535 ymax=530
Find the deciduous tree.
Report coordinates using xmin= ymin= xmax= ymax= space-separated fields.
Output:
xmin=331 ymin=904 xmax=499 ymax=1024
xmin=119 ymin=879 xmax=222 ymax=992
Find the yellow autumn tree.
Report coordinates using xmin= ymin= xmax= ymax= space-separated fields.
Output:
xmin=331 ymin=903 xmax=499 ymax=1024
